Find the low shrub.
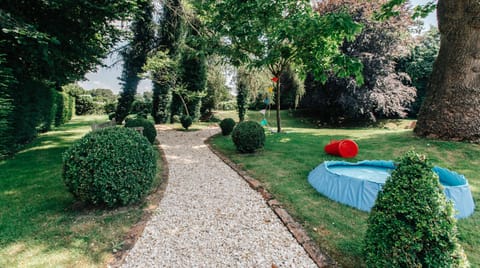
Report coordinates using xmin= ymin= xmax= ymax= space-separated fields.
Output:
xmin=62 ymin=127 xmax=156 ymax=208
xmin=363 ymin=151 xmax=469 ymax=267
xmin=125 ymin=117 xmax=157 ymax=144
xmin=180 ymin=115 xmax=192 ymax=130
xmin=231 ymin=121 xmax=265 ymax=153
xmin=219 ymin=118 xmax=236 ymax=136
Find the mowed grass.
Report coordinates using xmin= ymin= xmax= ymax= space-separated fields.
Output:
xmin=0 ymin=115 xmax=163 ymax=267
xmin=211 ymin=110 xmax=480 ymax=267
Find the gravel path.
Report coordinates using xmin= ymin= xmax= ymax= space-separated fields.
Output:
xmin=121 ymin=126 xmax=316 ymax=267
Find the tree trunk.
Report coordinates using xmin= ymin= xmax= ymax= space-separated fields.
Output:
xmin=276 ymin=78 xmax=281 ymax=133
xmin=414 ymin=0 xmax=480 ymax=141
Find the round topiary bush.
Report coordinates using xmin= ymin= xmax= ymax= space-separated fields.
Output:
xmin=219 ymin=118 xmax=236 ymax=136
xmin=363 ymin=151 xmax=469 ymax=267
xmin=62 ymin=127 xmax=156 ymax=208
xmin=180 ymin=115 xmax=192 ymax=130
xmin=231 ymin=121 xmax=265 ymax=153
xmin=125 ymin=117 xmax=157 ymax=144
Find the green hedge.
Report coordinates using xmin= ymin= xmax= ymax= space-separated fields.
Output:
xmin=125 ymin=117 xmax=157 ymax=144
xmin=231 ymin=121 xmax=265 ymax=153
xmin=219 ymin=118 xmax=236 ymax=136
xmin=0 ymin=74 xmax=74 ymax=158
xmin=364 ymin=151 xmax=469 ymax=267
xmin=0 ymin=58 xmax=15 ymax=158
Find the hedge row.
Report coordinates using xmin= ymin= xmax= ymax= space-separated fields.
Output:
xmin=0 ymin=72 xmax=74 ymax=158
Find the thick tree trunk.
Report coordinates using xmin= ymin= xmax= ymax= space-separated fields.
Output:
xmin=414 ymin=0 xmax=480 ymax=141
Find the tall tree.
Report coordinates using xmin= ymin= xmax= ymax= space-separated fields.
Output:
xmin=0 ymin=0 xmax=140 ymax=154
xmin=304 ymin=0 xmax=416 ymax=123
xmin=151 ymin=0 xmax=184 ymax=124
xmin=236 ymin=68 xmax=249 ymax=122
xmin=0 ymin=0 xmax=137 ymax=85
xmin=194 ymin=0 xmax=363 ymax=132
xmin=115 ymin=0 xmax=155 ymax=123
xmin=178 ymin=15 xmax=207 ymax=121
xmin=201 ymin=57 xmax=231 ymax=117
xmin=382 ymin=0 xmax=480 ymax=141
xmin=144 ymin=51 xmax=178 ymax=123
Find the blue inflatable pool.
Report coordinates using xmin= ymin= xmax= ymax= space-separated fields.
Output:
xmin=308 ymin=160 xmax=475 ymax=218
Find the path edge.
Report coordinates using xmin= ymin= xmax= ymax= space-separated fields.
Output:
xmin=205 ymin=134 xmax=338 ymax=268
xmin=108 ymin=137 xmax=170 ymax=268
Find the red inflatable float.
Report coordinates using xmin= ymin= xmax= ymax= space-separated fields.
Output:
xmin=324 ymin=139 xmax=359 ymax=158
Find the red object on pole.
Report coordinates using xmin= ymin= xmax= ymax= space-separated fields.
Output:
xmin=271 ymin=77 xmax=279 ymax=83
xmin=324 ymin=139 xmax=359 ymax=158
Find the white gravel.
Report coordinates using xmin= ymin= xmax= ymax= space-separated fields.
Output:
xmin=121 ymin=126 xmax=316 ymax=267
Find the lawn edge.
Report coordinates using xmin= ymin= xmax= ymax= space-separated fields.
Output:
xmin=205 ymin=133 xmax=338 ymax=268
xmin=107 ymin=139 xmax=170 ymax=267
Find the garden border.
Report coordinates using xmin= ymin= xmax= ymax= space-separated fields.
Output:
xmin=205 ymin=134 xmax=337 ymax=268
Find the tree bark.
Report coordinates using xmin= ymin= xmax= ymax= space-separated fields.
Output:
xmin=276 ymin=78 xmax=281 ymax=133
xmin=414 ymin=0 xmax=480 ymax=141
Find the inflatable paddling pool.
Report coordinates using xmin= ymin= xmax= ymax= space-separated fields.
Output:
xmin=308 ymin=160 xmax=475 ymax=218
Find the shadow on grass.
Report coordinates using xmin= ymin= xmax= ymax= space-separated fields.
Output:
xmin=0 ymin=115 xmax=142 ymax=267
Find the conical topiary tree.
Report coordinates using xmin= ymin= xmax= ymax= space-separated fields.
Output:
xmin=363 ymin=151 xmax=469 ymax=267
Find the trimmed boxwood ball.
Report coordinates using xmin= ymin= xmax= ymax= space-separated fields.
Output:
xmin=125 ymin=117 xmax=157 ymax=144
xmin=363 ymin=151 xmax=469 ymax=267
xmin=219 ymin=118 xmax=236 ymax=136
xmin=181 ymin=115 xmax=192 ymax=130
xmin=62 ymin=127 xmax=156 ymax=208
xmin=231 ymin=121 xmax=265 ymax=153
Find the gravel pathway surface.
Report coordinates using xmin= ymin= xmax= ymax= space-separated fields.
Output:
xmin=121 ymin=126 xmax=316 ymax=267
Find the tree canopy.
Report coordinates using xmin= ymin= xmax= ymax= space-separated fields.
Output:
xmin=0 ymin=0 xmax=139 ymax=85
xmin=194 ymin=0 xmax=364 ymax=132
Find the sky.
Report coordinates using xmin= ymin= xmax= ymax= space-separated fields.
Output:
xmin=78 ymin=0 xmax=438 ymax=94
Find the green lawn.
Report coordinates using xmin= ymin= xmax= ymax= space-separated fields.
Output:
xmin=211 ymin=110 xmax=480 ymax=267
xmin=0 ymin=115 xmax=163 ymax=267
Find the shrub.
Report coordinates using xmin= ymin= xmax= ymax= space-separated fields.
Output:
xmin=75 ymin=95 xmax=96 ymax=115
xmin=125 ymin=117 xmax=157 ymax=144
xmin=231 ymin=121 xmax=265 ymax=153
xmin=180 ymin=115 xmax=192 ymax=130
xmin=219 ymin=118 xmax=236 ymax=136
xmin=363 ymin=151 xmax=469 ymax=267
xmin=62 ymin=127 xmax=156 ymax=208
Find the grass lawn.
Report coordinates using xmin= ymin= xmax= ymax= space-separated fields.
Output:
xmin=211 ymin=110 xmax=480 ymax=267
xmin=0 ymin=115 xmax=163 ymax=267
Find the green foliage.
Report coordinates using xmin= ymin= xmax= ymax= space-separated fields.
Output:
xmin=178 ymin=15 xmax=207 ymax=122
xmin=217 ymin=100 xmax=237 ymax=111
xmin=302 ymin=0 xmax=416 ymax=123
xmin=144 ymin=51 xmax=178 ymax=124
xmin=231 ymin=121 xmax=265 ymax=153
xmin=125 ymin=117 xmax=157 ymax=144
xmin=364 ymin=151 xmax=469 ymax=267
xmin=201 ymin=58 xmax=231 ymax=116
xmin=0 ymin=56 xmax=15 ymax=158
xmin=194 ymin=0 xmax=363 ymax=132
xmin=219 ymin=118 xmax=236 ymax=136
xmin=62 ymin=127 xmax=156 ymax=208
xmin=0 ymin=0 xmax=138 ymax=87
xmin=397 ymin=27 xmax=440 ymax=116
xmin=180 ymin=115 xmax=192 ymax=130
xmin=236 ymin=68 xmax=249 ymax=122
xmin=75 ymin=95 xmax=96 ymax=116
xmin=54 ymin=91 xmax=70 ymax=127
xmin=116 ymin=0 xmax=156 ymax=124
xmin=157 ymin=0 xmax=184 ymax=57
xmin=280 ymin=64 xmax=304 ymax=109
